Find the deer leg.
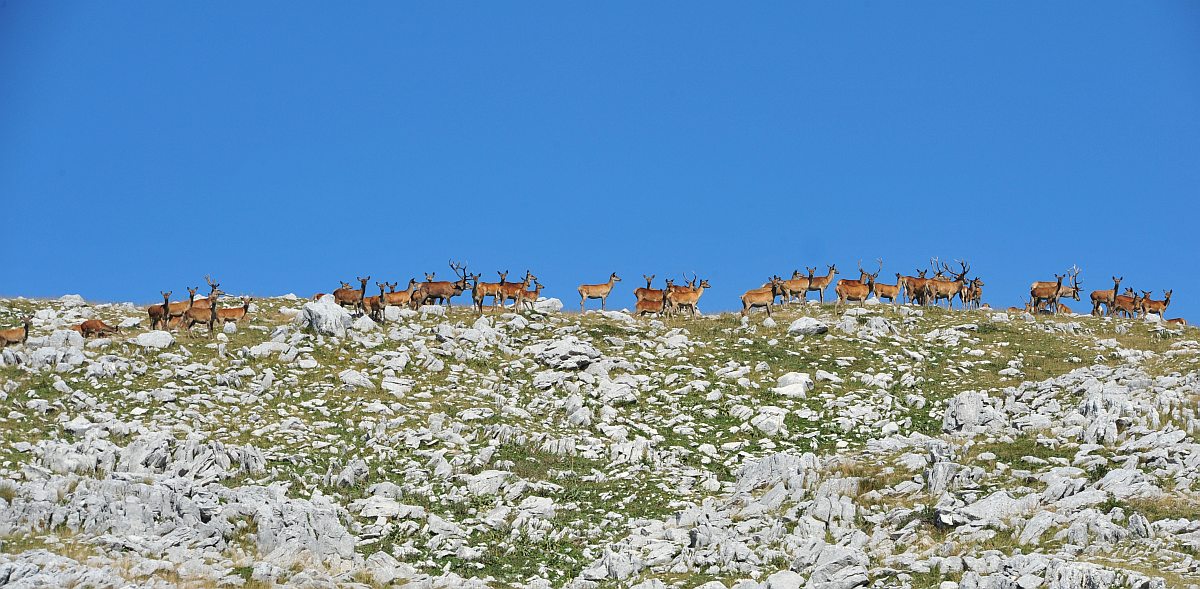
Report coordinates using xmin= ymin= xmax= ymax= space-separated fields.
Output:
xmin=601 ymin=296 xmax=607 ymax=310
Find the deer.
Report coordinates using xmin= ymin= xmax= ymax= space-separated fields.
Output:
xmin=781 ymin=269 xmax=815 ymax=304
xmin=188 ymin=275 xmax=222 ymax=310
xmin=1165 ymin=318 xmax=1188 ymax=328
xmin=217 ymin=297 xmax=253 ymax=324
xmin=76 ymin=319 xmax=118 ymax=338
xmin=148 ymin=291 xmax=171 ymax=330
xmin=1111 ymin=288 xmax=1139 ymax=318
xmin=1031 ymin=266 xmax=1082 ymax=312
xmin=805 ymin=265 xmax=839 ymax=303
xmin=516 ymin=280 xmax=545 ymax=312
xmin=1090 ymin=276 xmax=1123 ymax=317
xmin=1140 ymin=290 xmax=1173 ymax=319
xmin=900 ymin=269 xmax=931 ymax=305
xmin=0 ymin=317 xmax=33 ymax=347
xmin=834 ymin=260 xmax=881 ymax=311
xmin=873 ymin=273 xmax=902 ymax=304
xmin=411 ymin=261 xmax=471 ymax=309
xmin=633 ymin=275 xmax=658 ymax=303
xmin=360 ymin=283 xmax=389 ymax=322
xmin=962 ymin=278 xmax=985 ymax=310
xmin=498 ymin=270 xmax=537 ymax=309
xmin=332 ymin=279 xmax=363 ymax=312
xmin=181 ymin=287 xmax=224 ymax=338
xmin=1030 ymin=274 xmax=1065 ymax=315
xmin=383 ymin=279 xmax=417 ymax=309
xmin=472 ymin=271 xmax=508 ymax=310
xmin=579 ymin=272 xmax=621 ymax=312
xmin=741 ymin=277 xmax=785 ymax=317
xmin=668 ymin=277 xmax=711 ymax=318
xmin=635 ymin=284 xmax=671 ymax=317
xmin=166 ymin=287 xmax=199 ymax=327
xmin=925 ymin=260 xmax=970 ymax=309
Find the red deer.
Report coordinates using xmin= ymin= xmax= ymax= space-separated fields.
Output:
xmin=805 ymin=265 xmax=839 ymax=303
xmin=189 ymin=275 xmax=222 ymax=310
xmin=1030 ymin=274 xmax=1065 ymax=315
xmin=962 ymin=278 xmax=985 ymax=310
xmin=1140 ymin=290 xmax=1173 ymax=319
xmin=0 ymin=317 xmax=33 ymax=347
xmin=1165 ymin=318 xmax=1188 ymax=328
xmin=498 ymin=270 xmax=537 ymax=309
xmin=874 ymin=273 xmax=902 ymax=304
xmin=473 ymin=271 xmax=508 ymax=310
xmin=741 ymin=277 xmax=785 ymax=317
xmin=834 ymin=260 xmax=881 ymax=311
xmin=333 ymin=276 xmax=370 ymax=315
xmin=781 ymin=269 xmax=815 ymax=304
xmin=668 ymin=277 xmax=711 ymax=317
xmin=361 ymin=282 xmax=388 ymax=322
xmin=383 ymin=279 xmax=418 ymax=309
xmin=579 ymin=272 xmax=621 ymax=312
xmin=166 ymin=287 xmax=199 ymax=327
xmin=633 ymin=275 xmax=659 ymax=303
xmin=1111 ymin=288 xmax=1138 ymax=318
xmin=412 ymin=261 xmax=471 ymax=309
xmin=1032 ymin=266 xmax=1082 ymax=312
xmin=217 ymin=297 xmax=253 ymax=324
xmin=76 ymin=319 xmax=118 ymax=338
xmin=181 ymin=288 xmax=223 ymax=338
xmin=928 ymin=260 xmax=970 ymax=309
xmin=635 ymin=285 xmax=670 ymax=317
xmin=1090 ymin=276 xmax=1123 ymax=317
xmin=312 ymin=293 xmax=326 ymax=301
xmin=902 ymin=269 xmax=932 ymax=306
xmin=148 ymin=291 xmax=171 ymax=330
xmin=516 ymin=281 xmax=545 ymax=312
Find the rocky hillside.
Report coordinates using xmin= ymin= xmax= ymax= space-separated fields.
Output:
xmin=0 ymin=294 xmax=1198 ymax=589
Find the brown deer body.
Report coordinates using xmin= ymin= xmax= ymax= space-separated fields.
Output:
xmin=361 ymin=283 xmax=387 ymax=322
xmin=412 ymin=261 xmax=471 ymax=308
xmin=0 ymin=317 xmax=33 ymax=347
xmin=497 ymin=270 xmax=537 ymax=309
xmin=667 ymin=278 xmax=710 ymax=317
xmin=805 ymin=265 xmax=838 ymax=303
xmin=635 ymin=287 xmax=670 ymax=317
xmin=928 ymin=260 xmax=970 ymax=309
xmin=1031 ymin=266 xmax=1082 ymax=312
xmin=834 ymin=260 xmax=881 ymax=311
xmin=182 ymin=289 xmax=223 ymax=337
xmin=166 ymin=287 xmax=199 ymax=326
xmin=1111 ymin=288 xmax=1138 ymax=318
xmin=741 ymin=277 xmax=785 ymax=317
xmin=473 ymin=271 xmax=508 ymax=310
xmin=873 ymin=273 xmax=902 ymax=304
xmin=148 ymin=291 xmax=171 ymax=330
xmin=962 ymin=278 xmax=985 ymax=310
xmin=77 ymin=319 xmax=118 ymax=338
xmin=1140 ymin=290 xmax=1173 ymax=319
xmin=516 ymin=281 xmax=545 ymax=312
xmin=1030 ymin=274 xmax=1065 ymax=315
xmin=217 ymin=297 xmax=253 ymax=324
xmin=383 ymin=279 xmax=418 ymax=309
xmin=1090 ymin=276 xmax=1123 ymax=317
xmin=633 ymin=275 xmax=663 ymax=303
xmin=781 ymin=269 xmax=814 ymax=304
xmin=189 ymin=275 xmax=222 ymax=310
xmin=578 ymin=272 xmax=621 ymax=312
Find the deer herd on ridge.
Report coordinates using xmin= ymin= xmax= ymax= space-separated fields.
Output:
xmin=0 ymin=259 xmax=1188 ymax=346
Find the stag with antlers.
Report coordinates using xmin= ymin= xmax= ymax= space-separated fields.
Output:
xmin=411 ymin=261 xmax=471 ymax=309
xmin=668 ymin=277 xmax=711 ymax=318
xmin=578 ymin=272 xmax=621 ymax=312
xmin=927 ymin=260 xmax=971 ymax=309
xmin=834 ymin=259 xmax=881 ymax=311
xmin=189 ymin=275 xmax=222 ymax=310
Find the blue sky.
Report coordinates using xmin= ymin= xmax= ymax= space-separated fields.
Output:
xmin=2 ymin=3 xmax=1198 ymax=317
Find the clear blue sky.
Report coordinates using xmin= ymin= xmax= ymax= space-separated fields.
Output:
xmin=3 ymin=3 xmax=1198 ymax=317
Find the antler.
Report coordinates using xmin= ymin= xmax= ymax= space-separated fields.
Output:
xmin=449 ymin=259 xmax=468 ymax=279
xmin=204 ymin=274 xmax=217 ymax=288
xmin=874 ymin=257 xmax=883 ymax=276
